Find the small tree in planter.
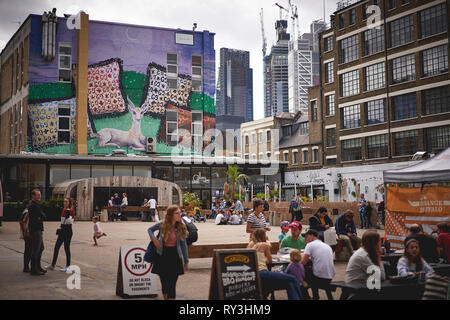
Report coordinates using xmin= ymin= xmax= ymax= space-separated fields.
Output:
xmin=182 ymin=192 xmax=202 ymax=210
xmin=224 ymin=165 xmax=248 ymax=201
xmin=256 ymin=192 xmax=266 ymax=200
xmin=270 ymin=189 xmax=279 ymax=202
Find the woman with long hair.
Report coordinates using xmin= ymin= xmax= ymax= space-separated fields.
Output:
xmin=398 ymin=239 xmax=434 ymax=280
xmin=345 ymin=230 xmax=386 ymax=284
xmin=148 ymin=206 xmax=189 ymax=300
xmin=248 ymin=228 xmax=302 ymax=300
xmin=46 ymin=197 xmax=75 ymax=272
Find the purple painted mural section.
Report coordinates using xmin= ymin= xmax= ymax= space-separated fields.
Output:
xmin=28 ymin=15 xmax=78 ymax=85
xmin=28 ymin=15 xmax=215 ymax=98
xmin=87 ymin=20 xmax=215 ymax=98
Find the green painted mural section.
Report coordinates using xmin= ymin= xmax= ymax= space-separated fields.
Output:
xmin=29 ymin=83 xmax=73 ymax=102
xmin=190 ymin=92 xmax=215 ymax=114
xmin=120 ymin=71 xmax=146 ymax=107
xmin=93 ymin=113 xmax=132 ymax=131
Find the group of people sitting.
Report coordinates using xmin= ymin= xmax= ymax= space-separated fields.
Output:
xmin=106 ymin=193 xmax=158 ymax=222
xmin=245 ymin=198 xmax=450 ymax=300
xmin=212 ymin=198 xmax=245 ymax=225
xmin=106 ymin=193 xmax=128 ymax=221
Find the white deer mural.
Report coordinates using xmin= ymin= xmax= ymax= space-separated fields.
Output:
xmin=93 ymin=97 xmax=148 ymax=151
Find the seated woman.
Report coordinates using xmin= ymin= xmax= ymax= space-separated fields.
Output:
xmin=345 ymin=231 xmax=386 ymax=284
xmin=397 ymin=239 xmax=434 ymax=280
xmin=248 ymin=229 xmax=302 ymax=300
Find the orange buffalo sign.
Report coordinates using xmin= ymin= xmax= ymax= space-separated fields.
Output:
xmin=385 ymin=186 xmax=450 ymax=249
xmin=387 ymin=186 xmax=450 ymax=214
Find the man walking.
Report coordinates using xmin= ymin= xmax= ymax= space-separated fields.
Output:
xmin=28 ymin=189 xmax=46 ymax=276
xmin=292 ymin=193 xmax=303 ymax=222
xmin=358 ymin=193 xmax=367 ymax=229
xmin=148 ymin=196 xmax=157 ymax=222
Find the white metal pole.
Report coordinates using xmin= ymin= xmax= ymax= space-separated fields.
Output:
xmin=279 ymin=182 xmax=281 ymax=203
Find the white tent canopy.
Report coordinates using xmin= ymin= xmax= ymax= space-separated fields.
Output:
xmin=383 ymin=147 xmax=450 ymax=183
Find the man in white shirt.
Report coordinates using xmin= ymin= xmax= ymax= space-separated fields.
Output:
xmin=228 ymin=212 xmax=242 ymax=225
xmin=215 ymin=212 xmax=227 ymax=225
xmin=107 ymin=196 xmax=114 ymax=221
xmin=301 ymin=229 xmax=335 ymax=300
xmin=148 ymin=196 xmax=157 ymax=222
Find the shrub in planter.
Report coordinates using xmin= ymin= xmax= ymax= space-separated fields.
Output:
xmin=3 ymin=199 xmax=64 ymax=221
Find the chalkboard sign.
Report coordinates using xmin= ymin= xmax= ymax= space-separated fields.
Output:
xmin=209 ymin=249 xmax=263 ymax=300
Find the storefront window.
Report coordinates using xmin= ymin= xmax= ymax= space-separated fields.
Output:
xmin=191 ymin=167 xmax=210 ymax=189
xmin=114 ymin=165 xmax=132 ymax=177
xmin=133 ymin=166 xmax=151 ymax=178
xmin=71 ymin=165 xmax=91 ymax=180
xmin=211 ymin=167 xmax=227 ymax=189
xmin=91 ymin=165 xmax=113 ymax=178
xmin=247 ymin=168 xmax=265 ymax=197
xmin=174 ymin=167 xmax=190 ymax=191
xmin=154 ymin=166 xmax=173 ymax=182
xmin=50 ymin=164 xmax=70 ymax=185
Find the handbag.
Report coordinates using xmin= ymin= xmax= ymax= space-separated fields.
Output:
xmin=324 ymin=227 xmax=337 ymax=246
xmin=144 ymin=231 xmax=160 ymax=264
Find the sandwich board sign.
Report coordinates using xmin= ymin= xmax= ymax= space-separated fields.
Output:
xmin=116 ymin=245 xmax=158 ymax=298
xmin=209 ymin=249 xmax=263 ymax=300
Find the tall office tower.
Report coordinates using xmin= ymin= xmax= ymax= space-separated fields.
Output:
xmin=264 ymin=19 xmax=290 ymax=117
xmin=216 ymin=48 xmax=253 ymax=129
xmin=215 ymin=48 xmax=253 ymax=157
xmin=288 ymin=20 xmax=327 ymax=113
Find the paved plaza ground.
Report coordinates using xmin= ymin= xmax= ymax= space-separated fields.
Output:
xmin=0 ymin=219 xmax=384 ymax=300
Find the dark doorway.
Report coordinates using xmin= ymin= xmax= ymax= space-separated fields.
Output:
xmin=94 ymin=187 xmax=158 ymax=210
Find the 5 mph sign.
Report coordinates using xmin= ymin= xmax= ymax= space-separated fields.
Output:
xmin=116 ymin=246 xmax=158 ymax=298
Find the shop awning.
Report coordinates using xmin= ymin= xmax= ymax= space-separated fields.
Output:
xmin=383 ymin=147 xmax=450 ymax=183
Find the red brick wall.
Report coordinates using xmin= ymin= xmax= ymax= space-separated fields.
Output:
xmin=243 ymin=201 xmax=377 ymax=227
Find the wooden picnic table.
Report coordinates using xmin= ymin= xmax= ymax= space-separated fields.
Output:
xmin=429 ymin=263 xmax=450 ymax=277
xmin=330 ymin=279 xmax=426 ymax=300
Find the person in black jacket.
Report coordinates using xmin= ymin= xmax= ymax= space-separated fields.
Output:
xmin=262 ymin=198 xmax=270 ymax=212
xmin=309 ymin=207 xmax=333 ymax=241
xmin=404 ymin=224 xmax=439 ymax=263
xmin=28 ymin=189 xmax=47 ymax=276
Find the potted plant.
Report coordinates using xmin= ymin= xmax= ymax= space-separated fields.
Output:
xmin=224 ymin=165 xmax=248 ymax=201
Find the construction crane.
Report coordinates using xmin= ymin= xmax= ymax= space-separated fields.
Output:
xmin=275 ymin=3 xmax=289 ymax=20
xmin=260 ymin=8 xmax=267 ymax=57
xmin=288 ymin=0 xmax=300 ymax=40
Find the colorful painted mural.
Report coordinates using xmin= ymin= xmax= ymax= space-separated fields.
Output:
xmin=26 ymin=15 xmax=215 ymax=156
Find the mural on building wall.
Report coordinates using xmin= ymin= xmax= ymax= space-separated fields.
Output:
xmin=26 ymin=16 xmax=216 ymax=155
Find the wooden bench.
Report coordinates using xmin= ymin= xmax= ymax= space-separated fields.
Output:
xmin=187 ymin=242 xmax=280 ymax=259
xmin=104 ymin=206 xmax=150 ymax=213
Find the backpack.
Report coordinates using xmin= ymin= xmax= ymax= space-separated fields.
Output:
xmin=184 ymin=220 xmax=198 ymax=245
xmin=19 ymin=209 xmax=30 ymax=239
xmin=294 ymin=197 xmax=302 ymax=212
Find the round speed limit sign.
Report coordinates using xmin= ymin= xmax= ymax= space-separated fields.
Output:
xmin=117 ymin=246 xmax=158 ymax=297
xmin=124 ymin=247 xmax=151 ymax=276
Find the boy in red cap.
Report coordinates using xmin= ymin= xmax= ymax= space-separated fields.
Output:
xmin=280 ymin=221 xmax=306 ymax=251
xmin=279 ymin=221 xmax=290 ymax=243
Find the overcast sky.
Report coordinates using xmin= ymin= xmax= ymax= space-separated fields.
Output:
xmin=0 ymin=0 xmax=338 ymax=120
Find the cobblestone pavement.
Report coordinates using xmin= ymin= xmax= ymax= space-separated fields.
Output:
xmin=0 ymin=219 xmax=384 ymax=300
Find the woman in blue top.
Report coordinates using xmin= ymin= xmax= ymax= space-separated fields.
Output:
xmin=148 ymin=206 xmax=189 ymax=300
